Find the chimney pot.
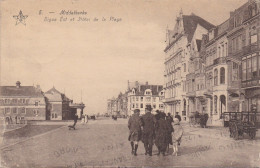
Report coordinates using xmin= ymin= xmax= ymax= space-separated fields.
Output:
xmin=16 ymin=81 xmax=21 ymax=88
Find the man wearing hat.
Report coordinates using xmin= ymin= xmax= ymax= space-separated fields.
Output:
xmin=141 ymin=105 xmax=156 ymax=156
xmin=128 ymin=109 xmax=142 ymax=156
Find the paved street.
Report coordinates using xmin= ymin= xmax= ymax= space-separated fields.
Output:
xmin=1 ymin=118 xmax=260 ymax=168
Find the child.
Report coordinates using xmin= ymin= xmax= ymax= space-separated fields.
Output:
xmin=172 ymin=117 xmax=183 ymax=156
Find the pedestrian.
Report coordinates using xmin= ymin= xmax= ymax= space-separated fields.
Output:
xmin=81 ymin=114 xmax=85 ymax=124
xmin=85 ymin=114 xmax=88 ymax=123
xmin=155 ymin=110 xmax=161 ymax=121
xmin=175 ymin=112 xmax=181 ymax=122
xmin=72 ymin=113 xmax=78 ymax=129
xmin=141 ymin=105 xmax=156 ymax=156
xmin=172 ymin=118 xmax=183 ymax=156
xmin=128 ymin=109 xmax=142 ymax=156
xmin=166 ymin=113 xmax=174 ymax=152
xmin=155 ymin=112 xmax=169 ymax=156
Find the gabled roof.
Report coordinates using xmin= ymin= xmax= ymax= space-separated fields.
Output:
xmin=45 ymin=87 xmax=62 ymax=95
xmin=45 ymin=87 xmax=63 ymax=102
xmin=165 ymin=13 xmax=215 ymax=52
xmin=0 ymin=86 xmax=44 ymax=97
xmin=45 ymin=87 xmax=72 ymax=102
xmin=183 ymin=14 xmax=215 ymax=42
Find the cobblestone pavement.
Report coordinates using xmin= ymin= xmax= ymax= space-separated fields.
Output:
xmin=0 ymin=118 xmax=260 ymax=168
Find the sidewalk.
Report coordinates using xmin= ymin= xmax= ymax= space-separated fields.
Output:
xmin=187 ymin=125 xmax=260 ymax=146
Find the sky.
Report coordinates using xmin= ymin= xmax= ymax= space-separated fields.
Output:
xmin=0 ymin=0 xmax=247 ymax=114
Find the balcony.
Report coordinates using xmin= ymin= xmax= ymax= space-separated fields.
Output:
xmin=213 ymin=57 xmax=226 ymax=66
xmin=241 ymin=80 xmax=260 ymax=89
xmin=162 ymin=97 xmax=179 ymax=103
xmin=243 ymin=44 xmax=259 ymax=55
xmin=186 ymin=91 xmax=196 ymax=97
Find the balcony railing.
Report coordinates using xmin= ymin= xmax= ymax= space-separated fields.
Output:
xmin=213 ymin=57 xmax=227 ymax=65
xmin=243 ymin=44 xmax=259 ymax=55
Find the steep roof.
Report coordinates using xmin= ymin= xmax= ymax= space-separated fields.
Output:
xmin=0 ymin=86 xmax=44 ymax=97
xmin=45 ymin=87 xmax=71 ymax=102
xmin=183 ymin=14 xmax=215 ymax=42
xmin=45 ymin=87 xmax=62 ymax=95
xmin=165 ymin=13 xmax=215 ymax=52
xmin=133 ymin=85 xmax=163 ymax=96
xmin=45 ymin=87 xmax=63 ymax=102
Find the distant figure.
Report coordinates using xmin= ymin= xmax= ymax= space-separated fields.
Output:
xmin=128 ymin=109 xmax=142 ymax=156
xmin=81 ymin=114 xmax=85 ymax=124
xmin=69 ymin=114 xmax=78 ymax=130
xmin=85 ymin=114 xmax=88 ymax=123
xmin=175 ymin=112 xmax=181 ymax=122
xmin=172 ymin=118 xmax=183 ymax=156
xmin=141 ymin=105 xmax=156 ymax=156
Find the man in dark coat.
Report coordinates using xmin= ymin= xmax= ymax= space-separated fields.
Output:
xmin=155 ymin=112 xmax=169 ymax=156
xmin=128 ymin=109 xmax=142 ymax=156
xmin=141 ymin=105 xmax=156 ymax=156
xmin=166 ymin=113 xmax=174 ymax=152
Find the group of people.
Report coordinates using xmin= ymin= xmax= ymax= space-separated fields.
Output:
xmin=128 ymin=105 xmax=183 ymax=156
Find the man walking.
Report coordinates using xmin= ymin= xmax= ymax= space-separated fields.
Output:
xmin=141 ymin=105 xmax=156 ymax=156
xmin=128 ymin=109 xmax=142 ymax=156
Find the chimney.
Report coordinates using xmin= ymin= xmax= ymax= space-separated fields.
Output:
xmin=135 ymin=81 xmax=139 ymax=88
xmin=16 ymin=81 xmax=21 ymax=88
xmin=230 ymin=11 xmax=234 ymax=17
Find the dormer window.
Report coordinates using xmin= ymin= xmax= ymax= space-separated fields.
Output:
xmin=144 ymin=89 xmax=152 ymax=95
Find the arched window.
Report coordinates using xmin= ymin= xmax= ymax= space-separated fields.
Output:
xmin=220 ymin=67 xmax=225 ymax=84
xmin=214 ymin=69 xmax=218 ymax=85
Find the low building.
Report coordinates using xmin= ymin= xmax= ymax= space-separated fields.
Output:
xmin=45 ymin=87 xmax=84 ymax=120
xmin=0 ymin=81 xmax=46 ymax=124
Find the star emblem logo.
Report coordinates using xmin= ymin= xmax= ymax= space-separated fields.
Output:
xmin=13 ymin=10 xmax=28 ymax=25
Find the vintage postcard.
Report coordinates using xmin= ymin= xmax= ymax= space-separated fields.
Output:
xmin=0 ymin=0 xmax=260 ymax=167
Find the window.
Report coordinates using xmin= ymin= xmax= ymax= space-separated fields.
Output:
xmin=5 ymin=108 xmax=10 ymax=114
xmin=136 ymin=104 xmax=139 ymax=108
xmin=153 ymin=104 xmax=156 ymax=109
xmin=140 ymin=103 xmax=143 ymax=108
xmin=152 ymin=97 xmax=156 ymax=102
xmin=252 ymin=56 xmax=257 ymax=78
xmin=136 ymin=97 xmax=139 ymax=101
xmin=4 ymin=99 xmax=8 ymax=104
xmin=247 ymin=56 xmax=252 ymax=80
xmin=251 ymin=34 xmax=257 ymax=44
xmin=12 ymin=108 xmax=17 ymax=114
xmin=12 ymin=99 xmax=18 ymax=103
xmin=55 ymin=113 xmax=57 ymax=118
xmin=159 ymin=104 xmax=164 ymax=109
xmin=242 ymin=59 xmax=247 ymax=81
xmin=132 ymin=104 xmax=135 ymax=108
xmin=220 ymin=67 xmax=225 ymax=84
xmin=22 ymin=99 xmax=26 ymax=104
xmin=146 ymin=97 xmax=151 ymax=102
xmin=19 ymin=107 xmax=26 ymax=114
xmin=214 ymin=69 xmax=218 ymax=85
xmin=35 ymin=101 xmax=39 ymax=106
xmin=232 ymin=62 xmax=239 ymax=81
xmin=141 ymin=97 xmax=143 ymax=102
xmin=33 ymin=110 xmax=39 ymax=115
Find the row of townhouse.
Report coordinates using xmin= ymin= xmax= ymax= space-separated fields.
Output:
xmin=107 ymin=81 xmax=165 ymax=116
xmin=0 ymin=81 xmax=85 ymax=124
xmin=163 ymin=0 xmax=260 ymax=125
